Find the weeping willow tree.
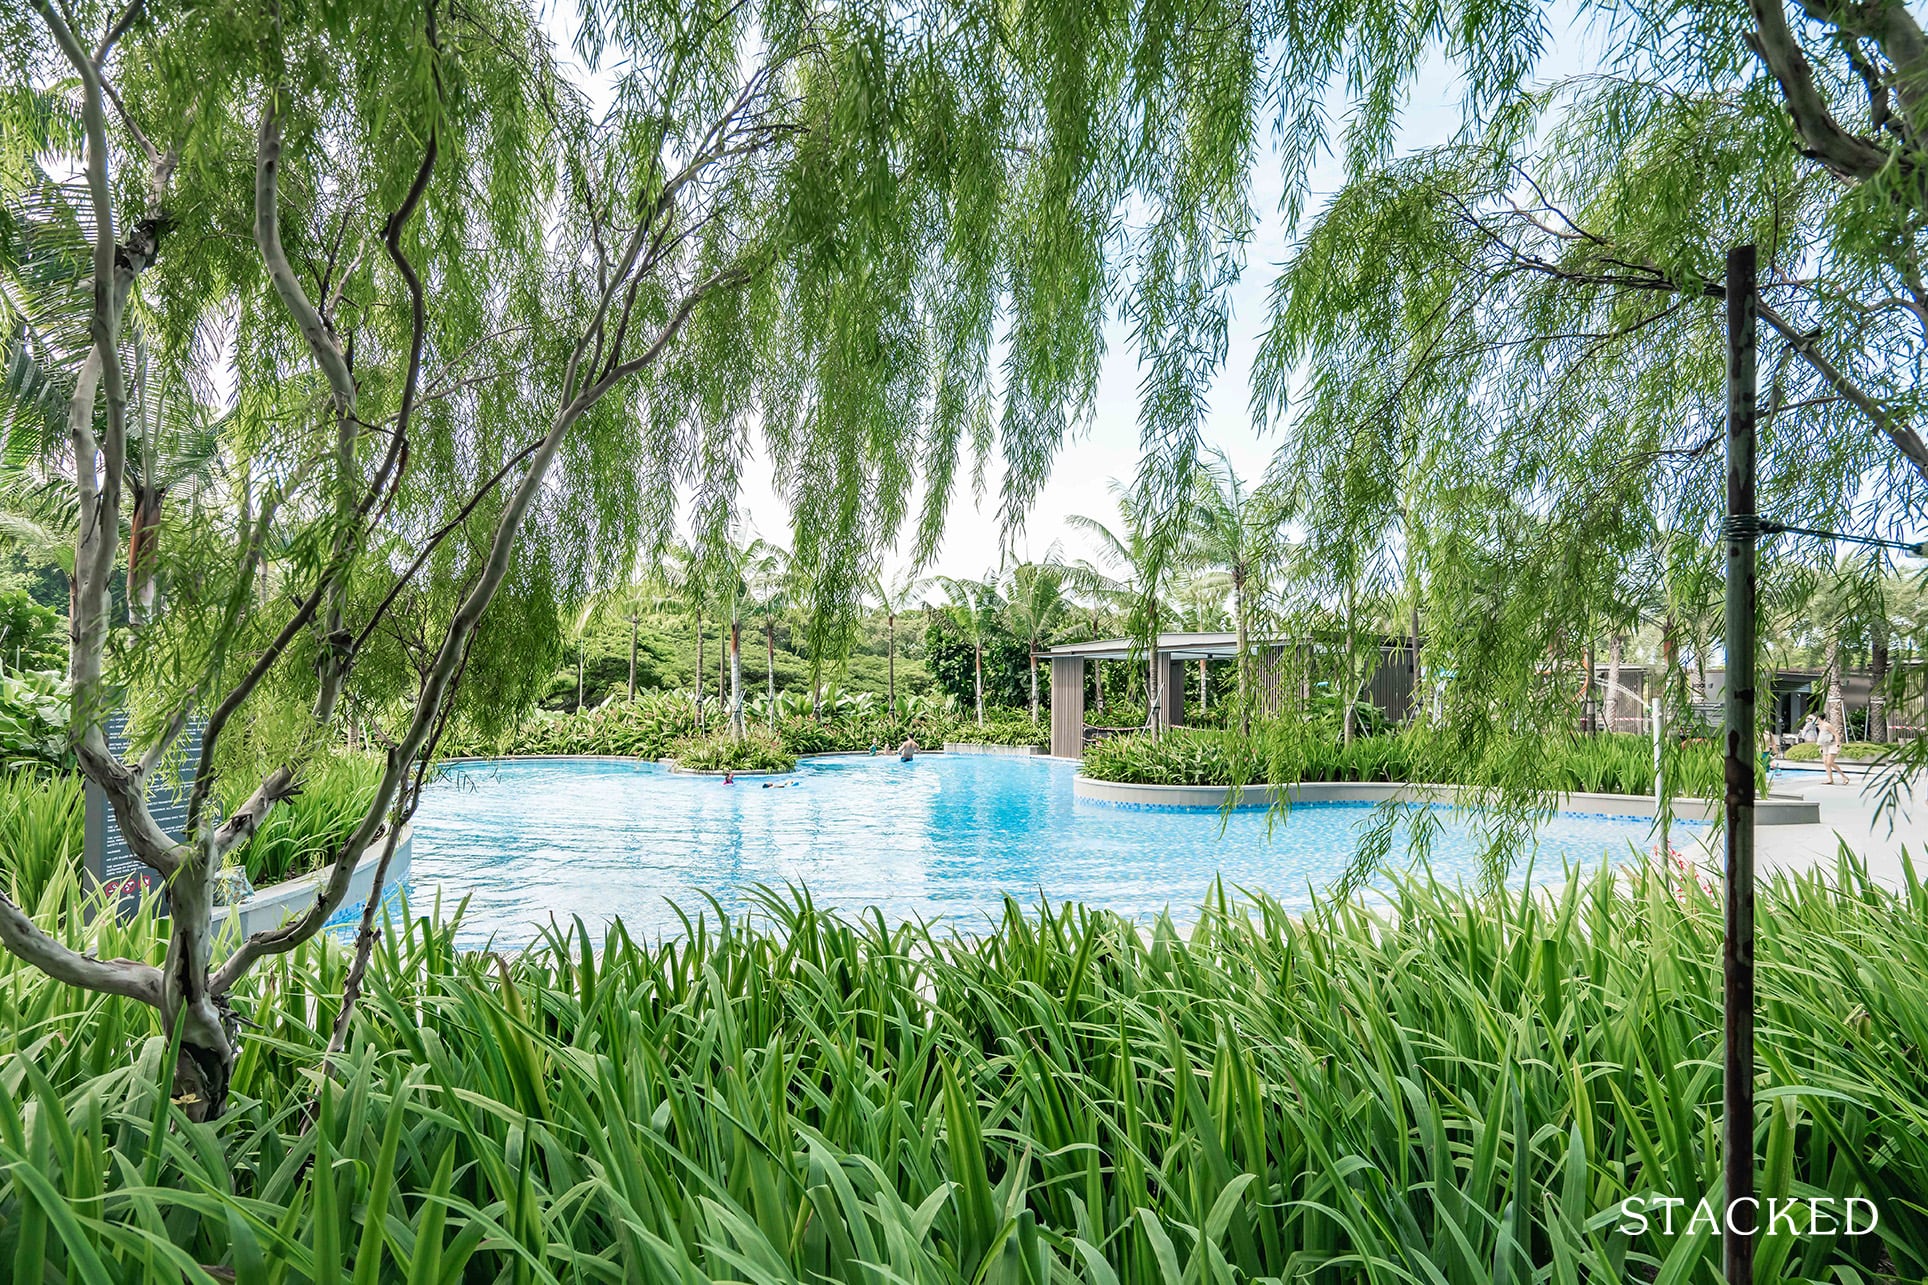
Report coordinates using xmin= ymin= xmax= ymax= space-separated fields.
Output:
xmin=0 ymin=0 xmax=1297 ymax=1114
xmin=1249 ymin=0 xmax=1928 ymax=804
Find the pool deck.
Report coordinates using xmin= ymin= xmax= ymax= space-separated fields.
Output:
xmin=1697 ymin=776 xmax=1927 ymax=888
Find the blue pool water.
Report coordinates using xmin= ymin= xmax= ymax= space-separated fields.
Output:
xmin=409 ymin=755 xmax=1684 ymax=946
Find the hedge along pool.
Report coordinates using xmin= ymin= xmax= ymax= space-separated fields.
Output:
xmin=407 ymin=754 xmax=1693 ymax=947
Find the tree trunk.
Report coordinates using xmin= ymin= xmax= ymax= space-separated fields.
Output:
xmin=1581 ymin=638 xmax=1595 ymax=731
xmin=1147 ymin=640 xmax=1160 ymax=736
xmin=1662 ymin=612 xmax=1681 ymax=726
xmin=729 ymin=616 xmax=744 ymax=740
xmin=628 ymin=615 xmax=638 ymax=699
xmin=1029 ymin=651 xmax=1039 ymax=723
xmin=1605 ymin=635 xmax=1624 ymax=734
xmin=576 ymin=645 xmax=584 ymax=710
xmin=1342 ymin=632 xmax=1357 ymax=745
xmin=695 ymin=613 xmax=705 ymax=728
xmin=1408 ymin=599 xmax=1423 ymax=726
xmin=1871 ymin=623 xmax=1890 ymax=742
xmin=887 ymin=612 xmax=896 ymax=706
xmin=1234 ymin=573 xmax=1250 ymax=735
xmin=1198 ymin=657 xmax=1208 ymax=717
xmin=161 ymin=856 xmax=235 ymax=1122
xmin=974 ymin=642 xmax=984 ymax=725
xmin=126 ymin=484 xmax=164 ymax=626
xmin=765 ymin=620 xmax=776 ymax=735
xmin=1825 ymin=636 xmax=1846 ymax=742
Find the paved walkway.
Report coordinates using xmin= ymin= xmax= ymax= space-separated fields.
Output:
xmin=1695 ymin=769 xmax=1925 ymax=887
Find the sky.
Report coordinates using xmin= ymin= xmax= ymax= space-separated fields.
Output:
xmin=541 ymin=1 xmax=1614 ymax=596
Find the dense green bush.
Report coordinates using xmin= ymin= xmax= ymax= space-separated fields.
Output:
xmin=447 ymin=690 xmax=1047 ymax=761
xmin=1082 ymin=725 xmax=1741 ymax=797
xmin=0 ymin=857 xmax=1920 ymax=1279
xmin=0 ymin=587 xmax=63 ymax=673
xmin=0 ymin=668 xmax=69 ymax=771
xmin=943 ymin=707 xmax=1050 ymax=750
xmin=1785 ymin=740 xmax=1891 ymax=762
xmin=442 ymin=691 xmax=701 ymax=758
xmin=672 ymin=734 xmax=798 ymax=773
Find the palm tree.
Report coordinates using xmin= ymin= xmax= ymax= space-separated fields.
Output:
xmin=1172 ymin=568 xmax=1231 ymax=716
xmin=665 ymin=542 xmax=711 ymax=725
xmin=1186 ymin=450 xmax=1284 ymax=731
xmin=937 ymin=574 xmax=1001 ymax=726
xmin=1003 ymin=554 xmax=1070 ymax=724
xmin=745 ymin=540 xmax=792 ymax=736
xmin=589 ymin=574 xmax=668 ymax=700
xmin=566 ymin=601 xmax=596 ymax=709
xmin=867 ymin=565 xmax=927 ymax=707
xmin=1067 ymin=481 xmax=1180 ymax=734
xmin=706 ymin=534 xmax=778 ymax=742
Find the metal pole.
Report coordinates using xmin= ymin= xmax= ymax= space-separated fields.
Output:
xmin=1722 ymin=243 xmax=1758 ymax=1285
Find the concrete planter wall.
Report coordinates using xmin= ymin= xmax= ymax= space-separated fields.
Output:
xmin=943 ymin=742 xmax=1043 ymax=756
xmin=226 ymin=825 xmax=412 ymax=939
xmin=1072 ymin=776 xmax=1821 ymax=825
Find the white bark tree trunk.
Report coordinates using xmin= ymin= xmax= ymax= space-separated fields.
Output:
xmin=974 ymin=643 xmax=984 ymax=725
xmin=730 ymin=616 xmax=744 ymax=739
xmin=1605 ymin=635 xmax=1624 ymax=733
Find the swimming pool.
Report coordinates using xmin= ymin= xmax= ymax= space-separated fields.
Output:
xmin=408 ymin=754 xmax=1683 ymax=946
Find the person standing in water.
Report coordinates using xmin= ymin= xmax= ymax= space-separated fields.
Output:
xmin=897 ymin=737 xmax=917 ymax=762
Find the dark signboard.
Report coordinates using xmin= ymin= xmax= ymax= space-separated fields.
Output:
xmin=82 ymin=714 xmax=200 ymax=917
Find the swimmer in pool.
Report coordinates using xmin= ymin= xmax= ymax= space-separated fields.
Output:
xmin=723 ymin=770 xmax=735 ymax=785
xmin=898 ymin=737 xmax=917 ymax=762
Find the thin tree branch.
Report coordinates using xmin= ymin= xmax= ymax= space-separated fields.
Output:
xmin=0 ymin=893 xmax=163 ymax=1006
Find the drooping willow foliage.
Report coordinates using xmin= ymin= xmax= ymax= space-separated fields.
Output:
xmin=1251 ymin=1 xmax=1928 ymax=769
xmin=11 ymin=0 xmax=1910 ymax=741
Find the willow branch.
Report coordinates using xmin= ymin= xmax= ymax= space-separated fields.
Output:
xmin=1745 ymin=0 xmax=1895 ymax=181
xmin=0 ymin=893 xmax=163 ymax=1007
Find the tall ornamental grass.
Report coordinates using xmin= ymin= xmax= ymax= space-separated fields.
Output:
xmin=0 ymin=855 xmax=1920 ymax=1282
xmin=0 ymin=768 xmax=84 ymax=908
xmin=1083 ymin=725 xmax=1741 ymax=798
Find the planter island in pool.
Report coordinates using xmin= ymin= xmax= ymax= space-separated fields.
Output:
xmin=1072 ymin=776 xmax=1822 ymax=824
xmin=224 ymin=825 xmax=412 ymax=940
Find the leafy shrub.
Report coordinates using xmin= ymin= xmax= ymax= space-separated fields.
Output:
xmin=0 ymin=755 xmax=382 ymax=901
xmin=0 ymin=588 xmax=63 ymax=672
xmin=671 ymin=734 xmax=798 ymax=773
xmin=1082 ymin=727 xmax=1232 ymax=784
xmin=1785 ymin=740 xmax=1891 ymax=762
xmin=943 ymin=708 xmax=1049 ymax=750
xmin=443 ymin=691 xmax=700 ymax=759
xmin=227 ymin=755 xmax=385 ymax=887
xmin=0 ymin=769 xmax=83 ymax=907
xmin=0 ymin=669 xmax=69 ymax=770
xmin=455 ymin=689 xmax=1051 ymax=759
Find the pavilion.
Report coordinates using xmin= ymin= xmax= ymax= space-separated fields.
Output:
xmin=1042 ymin=633 xmax=1418 ymax=758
